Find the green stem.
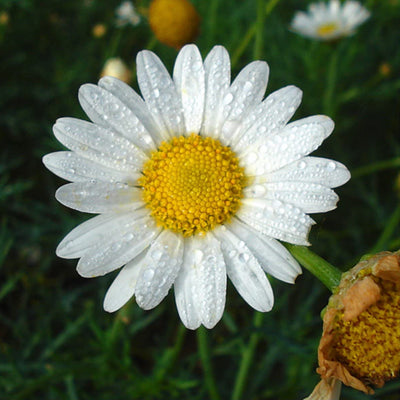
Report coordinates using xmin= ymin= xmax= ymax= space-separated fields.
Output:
xmin=231 ymin=311 xmax=264 ymax=400
xmin=323 ymin=47 xmax=339 ymax=118
xmin=351 ymin=157 xmax=400 ymax=178
xmin=231 ymin=24 xmax=257 ymax=68
xmin=206 ymin=0 xmax=220 ymax=47
xmin=253 ymin=0 xmax=265 ymax=60
xmin=286 ymin=245 xmax=342 ymax=292
xmin=154 ymin=324 xmax=186 ymax=382
xmin=197 ymin=326 xmax=221 ymax=400
xmin=371 ymin=204 xmax=400 ymax=253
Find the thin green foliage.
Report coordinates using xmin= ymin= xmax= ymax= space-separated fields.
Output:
xmin=1 ymin=0 xmax=400 ymax=399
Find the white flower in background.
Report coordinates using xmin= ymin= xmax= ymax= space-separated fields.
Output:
xmin=43 ymin=44 xmax=350 ymax=329
xmin=291 ymin=0 xmax=370 ymax=41
xmin=115 ymin=1 xmax=140 ymax=27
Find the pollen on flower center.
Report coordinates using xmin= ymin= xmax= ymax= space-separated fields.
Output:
xmin=317 ymin=22 xmax=339 ymax=36
xmin=332 ymin=278 xmax=400 ymax=386
xmin=139 ymin=134 xmax=246 ymax=237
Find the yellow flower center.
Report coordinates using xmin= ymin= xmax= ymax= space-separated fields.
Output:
xmin=317 ymin=22 xmax=339 ymax=37
xmin=332 ymin=278 xmax=400 ymax=386
xmin=139 ymin=134 xmax=246 ymax=237
xmin=148 ymin=0 xmax=200 ymax=49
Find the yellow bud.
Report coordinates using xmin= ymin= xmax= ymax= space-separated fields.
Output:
xmin=148 ymin=0 xmax=200 ymax=49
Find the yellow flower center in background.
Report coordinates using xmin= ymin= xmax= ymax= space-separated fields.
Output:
xmin=139 ymin=134 xmax=246 ymax=237
xmin=332 ymin=278 xmax=400 ymax=386
xmin=148 ymin=0 xmax=200 ymax=49
xmin=317 ymin=22 xmax=339 ymax=37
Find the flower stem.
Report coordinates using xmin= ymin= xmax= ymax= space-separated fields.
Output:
xmin=197 ymin=326 xmax=221 ymax=400
xmin=286 ymin=244 xmax=342 ymax=292
xmin=253 ymin=0 xmax=265 ymax=60
xmin=323 ymin=47 xmax=339 ymax=118
xmin=231 ymin=311 xmax=264 ymax=400
xmin=371 ymin=204 xmax=400 ymax=253
xmin=351 ymin=157 xmax=400 ymax=178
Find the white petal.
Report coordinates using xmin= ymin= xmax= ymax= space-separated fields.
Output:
xmin=174 ymin=235 xmax=227 ymax=329
xmin=57 ymin=213 xmax=120 ymax=259
xmin=173 ymin=44 xmax=205 ymax=135
xmin=232 ymin=86 xmax=302 ymax=151
xmin=201 ymin=45 xmax=231 ymax=138
xmin=77 ymin=214 xmax=160 ymax=278
xmin=43 ymin=152 xmax=140 ymax=184
xmin=53 ymin=118 xmax=147 ymax=172
xmin=98 ymin=76 xmax=163 ymax=145
xmin=135 ymin=230 xmax=184 ymax=310
xmin=55 ymin=181 xmax=144 ymax=213
xmin=56 ymin=209 xmax=150 ymax=259
xmin=237 ymin=198 xmax=315 ymax=246
xmin=245 ymin=181 xmax=339 ymax=213
xmin=78 ymin=84 xmax=156 ymax=152
xmin=263 ymin=156 xmax=351 ymax=188
xmin=214 ymin=226 xmax=273 ymax=312
xmin=174 ymin=242 xmax=201 ymax=330
xmin=136 ymin=50 xmax=185 ymax=139
xmin=103 ymin=253 xmax=144 ymax=312
xmin=219 ymin=61 xmax=269 ymax=145
xmin=242 ymin=115 xmax=334 ymax=176
xmin=228 ymin=218 xmax=301 ymax=283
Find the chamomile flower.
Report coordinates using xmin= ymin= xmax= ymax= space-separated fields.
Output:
xmin=115 ymin=1 xmax=141 ymax=27
xmin=291 ymin=0 xmax=370 ymax=41
xmin=43 ymin=44 xmax=350 ymax=329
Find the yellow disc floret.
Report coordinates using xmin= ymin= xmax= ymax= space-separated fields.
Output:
xmin=139 ymin=134 xmax=246 ymax=237
xmin=317 ymin=22 xmax=339 ymax=37
xmin=148 ymin=0 xmax=200 ymax=49
xmin=332 ymin=277 xmax=400 ymax=386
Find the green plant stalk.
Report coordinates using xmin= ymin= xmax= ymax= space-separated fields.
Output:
xmin=351 ymin=157 xmax=400 ymax=178
xmin=232 ymin=0 xmax=281 ymax=67
xmin=371 ymin=204 xmax=400 ymax=253
xmin=322 ymin=46 xmax=340 ymax=118
xmin=154 ymin=323 xmax=186 ymax=382
xmin=286 ymin=245 xmax=342 ymax=292
xmin=231 ymin=311 xmax=264 ymax=400
xmin=206 ymin=0 xmax=220 ymax=48
xmin=253 ymin=0 xmax=265 ymax=60
xmin=197 ymin=326 xmax=221 ymax=400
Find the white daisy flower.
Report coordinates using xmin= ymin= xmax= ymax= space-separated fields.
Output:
xmin=115 ymin=1 xmax=141 ymax=27
xmin=291 ymin=0 xmax=370 ymax=41
xmin=43 ymin=44 xmax=350 ymax=329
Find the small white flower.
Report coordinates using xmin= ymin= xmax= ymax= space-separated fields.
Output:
xmin=43 ymin=44 xmax=350 ymax=329
xmin=291 ymin=0 xmax=370 ymax=41
xmin=115 ymin=1 xmax=140 ymax=27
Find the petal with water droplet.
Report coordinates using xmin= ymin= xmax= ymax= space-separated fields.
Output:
xmin=135 ymin=230 xmax=184 ymax=310
xmin=173 ymin=44 xmax=205 ymax=135
xmin=55 ymin=181 xmax=144 ymax=213
xmin=214 ymin=226 xmax=273 ymax=312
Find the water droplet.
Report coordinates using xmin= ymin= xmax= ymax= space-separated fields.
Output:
xmin=154 ymin=89 xmax=160 ymax=98
xmin=151 ymin=249 xmax=163 ymax=261
xmin=223 ymin=93 xmax=233 ymax=105
xmin=228 ymin=250 xmax=237 ymax=258
xmin=143 ymin=269 xmax=155 ymax=280
xmin=327 ymin=161 xmax=336 ymax=171
xmin=298 ymin=160 xmax=306 ymax=169
xmin=123 ymin=233 xmax=134 ymax=241
xmin=238 ymin=253 xmax=250 ymax=263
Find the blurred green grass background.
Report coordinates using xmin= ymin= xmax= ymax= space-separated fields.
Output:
xmin=1 ymin=0 xmax=400 ymax=399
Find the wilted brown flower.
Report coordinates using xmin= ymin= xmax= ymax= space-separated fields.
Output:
xmin=316 ymin=251 xmax=400 ymax=394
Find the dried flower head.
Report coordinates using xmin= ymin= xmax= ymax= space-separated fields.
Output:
xmin=317 ymin=251 xmax=400 ymax=394
xmin=148 ymin=0 xmax=200 ymax=49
